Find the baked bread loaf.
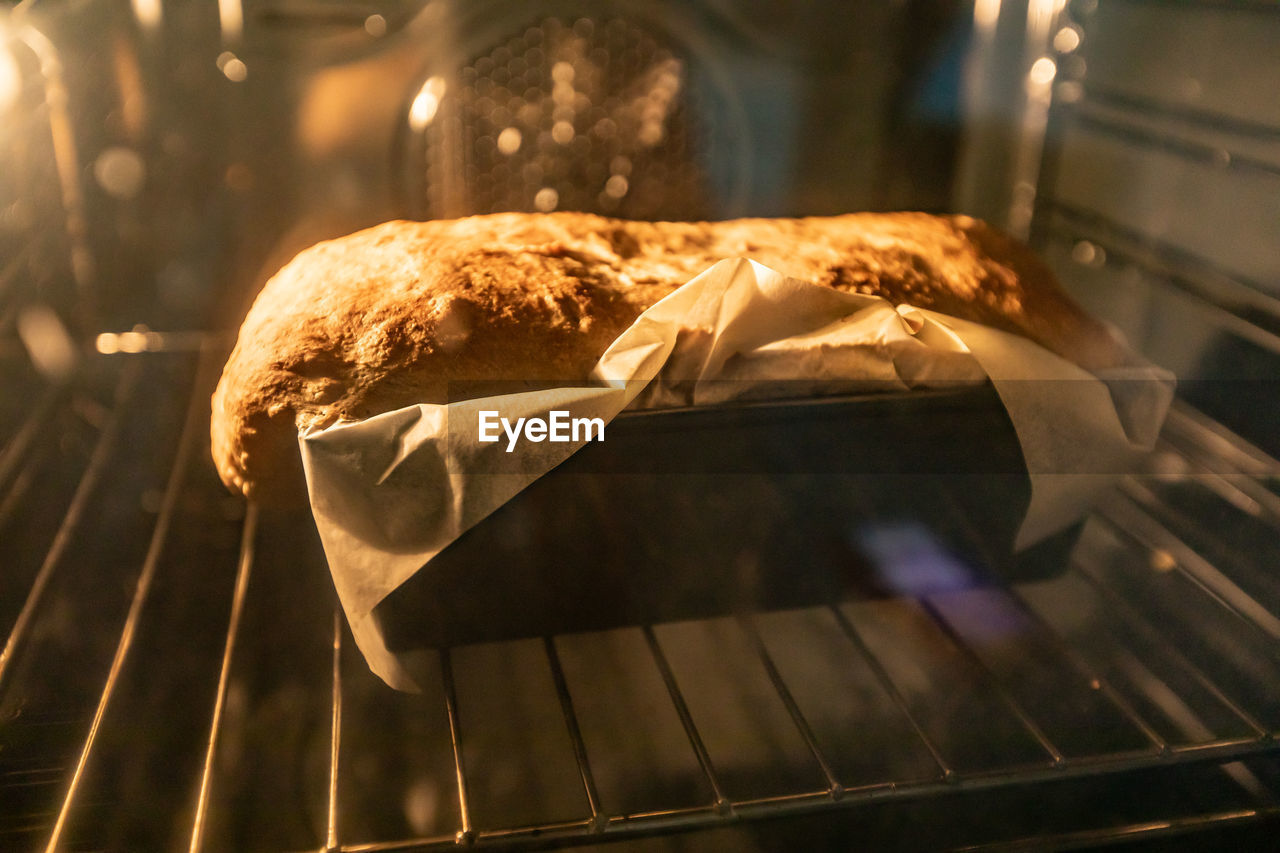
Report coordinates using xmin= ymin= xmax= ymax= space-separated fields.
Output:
xmin=211 ymin=211 xmax=1124 ymax=501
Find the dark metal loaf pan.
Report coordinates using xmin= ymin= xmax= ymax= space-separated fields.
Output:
xmin=375 ymin=385 xmax=1082 ymax=650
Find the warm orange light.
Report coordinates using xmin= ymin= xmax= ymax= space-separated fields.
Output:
xmin=533 ymin=187 xmax=559 ymax=211
xmin=497 ymin=126 xmax=522 ymax=155
xmin=0 ymin=38 xmax=19 ymax=113
xmin=974 ymin=0 xmax=1002 ymax=31
xmin=409 ymin=77 xmax=446 ymax=130
xmin=131 ymin=0 xmax=162 ymax=34
xmin=1053 ymin=27 xmax=1081 ymax=54
xmin=1028 ymin=57 xmax=1057 ymax=87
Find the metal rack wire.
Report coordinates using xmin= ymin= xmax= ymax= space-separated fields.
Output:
xmin=2 ymin=342 xmax=1278 ymax=851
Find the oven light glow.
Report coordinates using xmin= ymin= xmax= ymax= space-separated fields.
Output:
xmin=222 ymin=57 xmax=247 ymax=82
xmin=409 ymin=76 xmax=445 ymax=130
xmin=409 ymin=91 xmax=437 ymax=128
xmin=551 ymin=119 xmax=574 ymax=145
xmin=218 ymin=0 xmax=244 ymax=44
xmin=131 ymin=0 xmax=162 ymax=34
xmin=93 ymin=146 xmax=146 ymax=199
xmin=18 ymin=305 xmax=77 ymax=380
xmin=96 ymin=330 xmax=152 ymax=354
xmin=1150 ymin=549 xmax=1177 ymax=572
xmin=551 ymin=61 xmax=575 ymax=84
xmin=96 ymin=329 xmax=204 ymax=354
xmin=1028 ymin=57 xmax=1057 ymax=87
xmin=604 ymin=174 xmax=628 ymax=198
xmin=0 ymin=40 xmax=19 ymax=114
xmin=496 ymin=126 xmax=521 ymax=155
xmin=534 ymin=186 xmax=559 ymax=211
xmin=217 ymin=50 xmax=247 ymax=82
xmin=1052 ymin=26 xmax=1081 ymax=54
xmin=1071 ymin=240 xmax=1106 ymax=268
xmin=973 ymin=0 xmax=1002 ymax=30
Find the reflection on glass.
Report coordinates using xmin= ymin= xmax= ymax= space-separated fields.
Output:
xmin=131 ymin=0 xmax=162 ymax=34
xmin=856 ymin=521 xmax=979 ymax=597
xmin=0 ymin=40 xmax=18 ymax=114
xmin=409 ymin=76 xmax=446 ymax=131
xmin=533 ymin=186 xmax=558 ymax=211
xmin=1028 ymin=56 xmax=1057 ymax=88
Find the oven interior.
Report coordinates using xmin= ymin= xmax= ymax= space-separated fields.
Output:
xmin=2 ymin=1 xmax=1280 ymax=850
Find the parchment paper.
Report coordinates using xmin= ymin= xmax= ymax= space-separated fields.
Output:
xmin=299 ymin=258 xmax=1174 ymax=690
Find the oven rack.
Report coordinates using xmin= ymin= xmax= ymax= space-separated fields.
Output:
xmin=2 ymin=344 xmax=1280 ymax=852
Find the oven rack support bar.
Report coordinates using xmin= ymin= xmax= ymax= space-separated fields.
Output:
xmin=1081 ymin=84 xmax=1280 ymax=144
xmin=0 ymin=359 xmax=141 ymax=693
xmin=0 ymin=382 xmax=63 ymax=499
xmin=44 ymin=344 xmax=221 ymax=852
xmin=1151 ymin=437 xmax=1280 ymax=528
xmin=188 ymin=503 xmax=258 ymax=853
xmin=0 ymin=435 xmax=43 ymax=526
xmin=1006 ymin=584 xmax=1171 ymax=753
xmin=930 ymin=486 xmax=1172 ymax=754
xmin=327 ymin=608 xmax=345 ymax=852
xmin=0 ymin=389 xmax=72 ymax=526
xmin=738 ymin=615 xmax=844 ymax=799
xmin=640 ymin=625 xmax=731 ymax=813
xmin=827 ymin=605 xmax=953 ymax=781
xmin=542 ymin=637 xmax=605 ymax=832
xmin=1070 ymin=549 xmax=1269 ymax=741
xmin=1110 ymin=485 xmax=1280 ymax=644
xmin=954 ymin=804 xmax=1280 ymax=853
xmin=915 ymin=598 xmax=1065 ymax=766
xmin=1158 ymin=436 xmax=1280 ymax=522
xmin=439 ymin=648 xmax=475 ymax=845
xmin=333 ymin=734 xmax=1280 ymax=852
xmin=1066 ymin=101 xmax=1280 ymax=179
xmin=1042 ymin=203 xmax=1280 ymax=343
xmin=1163 ymin=401 xmax=1280 ymax=477
xmin=1046 ymin=200 xmax=1280 ymax=315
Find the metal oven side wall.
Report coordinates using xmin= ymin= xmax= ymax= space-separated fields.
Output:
xmin=957 ymin=0 xmax=1280 ymax=454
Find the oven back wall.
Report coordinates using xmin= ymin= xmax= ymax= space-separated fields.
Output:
xmin=202 ymin=0 xmax=976 ymax=325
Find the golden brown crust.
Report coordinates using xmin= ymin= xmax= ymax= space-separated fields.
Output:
xmin=211 ymin=211 xmax=1124 ymax=501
